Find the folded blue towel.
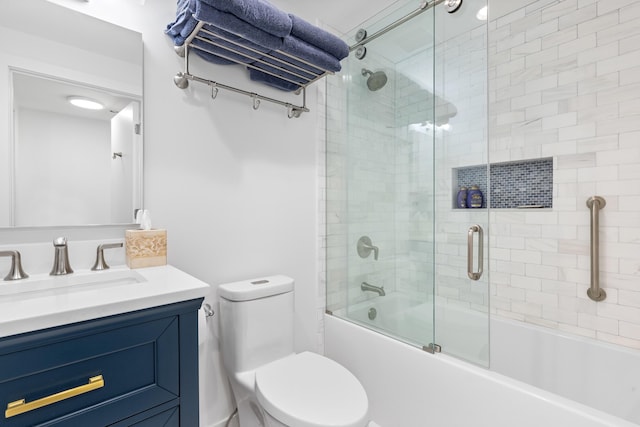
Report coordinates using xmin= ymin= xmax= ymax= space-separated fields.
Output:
xmin=192 ymin=25 xmax=270 ymax=64
xmin=250 ymin=55 xmax=317 ymax=87
xmin=275 ymin=35 xmax=342 ymax=74
xmin=165 ymin=0 xmax=199 ymax=45
xmin=195 ymin=0 xmax=284 ymax=51
xmin=249 ymin=68 xmax=301 ymax=92
xmin=288 ymin=14 xmax=349 ymax=60
xmin=200 ymin=0 xmax=291 ymax=37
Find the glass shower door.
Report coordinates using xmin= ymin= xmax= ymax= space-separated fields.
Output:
xmin=432 ymin=0 xmax=489 ymax=366
xmin=326 ymin=0 xmax=489 ymax=366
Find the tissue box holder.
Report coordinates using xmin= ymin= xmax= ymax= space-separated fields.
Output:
xmin=125 ymin=229 xmax=167 ymax=268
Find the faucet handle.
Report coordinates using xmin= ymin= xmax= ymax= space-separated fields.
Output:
xmin=0 ymin=250 xmax=29 ymax=281
xmin=357 ymin=236 xmax=379 ymax=261
xmin=92 ymin=242 xmax=124 ymax=271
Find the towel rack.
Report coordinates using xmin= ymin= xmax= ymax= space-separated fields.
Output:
xmin=174 ymin=21 xmax=334 ymax=118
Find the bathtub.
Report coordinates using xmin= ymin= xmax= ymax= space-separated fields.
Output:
xmin=328 ymin=294 xmax=639 ymax=426
xmin=346 ymin=294 xmax=490 ymax=366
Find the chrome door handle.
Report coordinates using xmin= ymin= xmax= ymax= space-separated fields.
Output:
xmin=467 ymin=224 xmax=483 ymax=281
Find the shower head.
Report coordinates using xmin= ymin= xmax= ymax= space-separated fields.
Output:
xmin=361 ymin=68 xmax=388 ymax=91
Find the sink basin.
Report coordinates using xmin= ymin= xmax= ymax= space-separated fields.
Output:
xmin=0 ymin=264 xmax=209 ymax=339
xmin=0 ymin=269 xmax=146 ymax=302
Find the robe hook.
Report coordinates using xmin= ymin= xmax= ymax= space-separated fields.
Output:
xmin=251 ymin=94 xmax=261 ymax=110
xmin=287 ymin=106 xmax=302 ymax=119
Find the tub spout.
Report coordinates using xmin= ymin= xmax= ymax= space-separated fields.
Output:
xmin=361 ymin=281 xmax=385 ymax=296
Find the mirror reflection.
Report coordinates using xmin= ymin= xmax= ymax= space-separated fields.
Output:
xmin=0 ymin=0 xmax=143 ymax=228
xmin=12 ymin=72 xmax=142 ymax=227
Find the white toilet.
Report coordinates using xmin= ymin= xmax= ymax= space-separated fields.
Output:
xmin=218 ymin=275 xmax=369 ymax=427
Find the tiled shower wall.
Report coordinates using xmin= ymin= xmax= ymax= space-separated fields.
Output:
xmin=488 ymin=0 xmax=640 ymax=349
xmin=325 ymin=53 xmax=399 ymax=312
xmin=324 ymin=0 xmax=640 ymax=355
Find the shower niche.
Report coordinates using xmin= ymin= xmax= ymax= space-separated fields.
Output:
xmin=453 ymin=158 xmax=553 ymax=209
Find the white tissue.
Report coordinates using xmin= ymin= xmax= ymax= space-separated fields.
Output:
xmin=140 ymin=210 xmax=152 ymax=230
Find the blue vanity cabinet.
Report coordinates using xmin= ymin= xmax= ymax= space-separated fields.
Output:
xmin=0 ymin=298 xmax=203 ymax=427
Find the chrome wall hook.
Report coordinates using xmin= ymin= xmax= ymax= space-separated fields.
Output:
xmin=287 ymin=106 xmax=302 ymax=119
xmin=251 ymin=94 xmax=261 ymax=110
xmin=112 ymin=152 xmax=123 ymax=159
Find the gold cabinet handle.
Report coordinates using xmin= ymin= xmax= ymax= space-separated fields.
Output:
xmin=5 ymin=375 xmax=104 ymax=418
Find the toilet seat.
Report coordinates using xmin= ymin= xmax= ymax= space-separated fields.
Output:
xmin=255 ymin=351 xmax=368 ymax=427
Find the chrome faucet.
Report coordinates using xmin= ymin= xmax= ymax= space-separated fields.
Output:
xmin=91 ymin=242 xmax=123 ymax=271
xmin=361 ymin=281 xmax=386 ymax=296
xmin=0 ymin=250 xmax=29 ymax=281
xmin=50 ymin=237 xmax=73 ymax=276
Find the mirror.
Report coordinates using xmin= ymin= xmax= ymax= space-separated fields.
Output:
xmin=0 ymin=0 xmax=143 ymax=227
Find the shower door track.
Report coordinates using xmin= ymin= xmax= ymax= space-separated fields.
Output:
xmin=348 ymin=0 xmax=445 ymax=51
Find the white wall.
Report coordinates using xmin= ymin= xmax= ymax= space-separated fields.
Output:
xmin=4 ymin=1 xmax=323 ymax=426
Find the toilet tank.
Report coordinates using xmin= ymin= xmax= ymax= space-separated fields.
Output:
xmin=218 ymin=275 xmax=295 ymax=374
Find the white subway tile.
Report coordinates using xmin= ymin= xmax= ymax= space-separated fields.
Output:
xmin=578 ymin=10 xmax=619 ymax=37
xmin=543 ymin=306 xmax=578 ymax=324
xmin=525 ymin=102 xmax=559 ymax=120
xmin=577 ymin=71 xmax=619 ymax=95
xmin=497 ymin=283 xmax=526 ymax=301
xmin=542 ymin=279 xmax=578 ymax=296
xmin=578 ymin=312 xmax=619 ymax=334
xmin=598 ymin=116 xmax=640 ymax=137
xmin=559 ymin=3 xmax=597 ymax=29
xmin=525 ymin=46 xmax=559 ymax=68
xmin=620 ymin=1 xmax=640 ymax=23
xmin=526 ymin=18 xmax=560 ymax=42
xmin=598 ymin=302 xmax=640 ymax=323
xmin=542 ymin=26 xmax=578 ymax=50
xmin=597 ymin=49 xmax=640 ymax=75
xmin=511 ymin=91 xmax=542 ymax=109
xmin=526 ymin=75 xmax=559 ymax=94
xmin=559 ymin=62 xmax=596 ymax=85
xmin=597 ymin=0 xmax=638 ymax=16
xmin=597 ymin=332 xmax=640 ymax=349
xmin=559 ymin=123 xmax=597 ymax=141
xmin=598 ymin=19 xmax=640 ymax=47
xmin=495 ymin=7 xmax=527 ymax=28
xmin=619 ymin=290 xmax=640 ymax=309
xmin=542 ymin=111 xmax=577 ymax=129
xmin=577 ymin=41 xmax=619 ymax=66
xmin=542 ymin=252 xmax=578 ymax=268
xmin=559 ymin=33 xmax=596 ymax=57
xmin=620 ymin=98 xmax=640 ymax=117
xmin=526 ymin=289 xmax=558 ymax=306
xmin=511 ymin=301 xmax=543 ymax=317
xmin=597 ymin=179 xmax=640 ymax=195
xmin=619 ymin=322 xmax=640 ymax=341
xmin=542 ymin=82 xmax=578 ymax=103
xmin=526 ymin=263 xmax=559 ymax=280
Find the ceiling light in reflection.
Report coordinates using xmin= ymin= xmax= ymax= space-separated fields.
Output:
xmin=476 ymin=5 xmax=488 ymax=21
xmin=67 ymin=96 xmax=104 ymax=110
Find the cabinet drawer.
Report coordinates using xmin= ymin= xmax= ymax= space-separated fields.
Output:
xmin=0 ymin=314 xmax=179 ymax=426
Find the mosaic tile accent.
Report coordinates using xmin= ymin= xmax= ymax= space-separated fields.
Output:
xmin=455 ymin=158 xmax=553 ymax=209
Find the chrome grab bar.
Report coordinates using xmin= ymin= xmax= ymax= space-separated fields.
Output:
xmin=586 ymin=196 xmax=606 ymax=302
xmin=467 ymin=225 xmax=483 ymax=281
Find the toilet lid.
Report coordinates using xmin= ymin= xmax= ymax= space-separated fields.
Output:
xmin=255 ymin=351 xmax=368 ymax=427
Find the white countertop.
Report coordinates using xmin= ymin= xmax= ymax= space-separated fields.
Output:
xmin=0 ymin=265 xmax=210 ymax=338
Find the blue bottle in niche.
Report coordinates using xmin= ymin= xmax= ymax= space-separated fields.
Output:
xmin=467 ymin=185 xmax=483 ymax=208
xmin=456 ymin=186 xmax=467 ymax=208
